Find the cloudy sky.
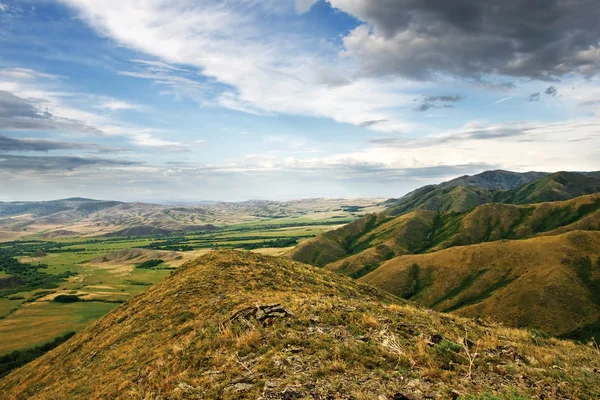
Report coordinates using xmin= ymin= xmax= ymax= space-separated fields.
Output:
xmin=1 ymin=0 xmax=599 ymax=202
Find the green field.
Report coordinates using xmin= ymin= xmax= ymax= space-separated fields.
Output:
xmin=0 ymin=217 xmax=349 ymax=355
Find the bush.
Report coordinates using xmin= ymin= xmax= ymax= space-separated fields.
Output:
xmin=136 ymin=259 xmax=164 ymax=269
xmin=53 ymin=294 xmax=80 ymax=303
xmin=0 ymin=331 xmax=75 ymax=378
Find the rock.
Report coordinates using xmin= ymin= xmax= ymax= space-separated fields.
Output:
xmin=430 ymin=334 xmax=443 ymax=344
xmin=233 ymin=383 xmax=254 ymax=392
xmin=393 ymin=393 xmax=423 ymax=400
xmin=229 ymin=304 xmax=294 ymax=326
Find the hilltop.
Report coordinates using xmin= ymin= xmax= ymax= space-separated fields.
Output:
xmin=2 ymin=251 xmax=599 ymax=399
xmin=385 ymin=171 xmax=600 ymax=215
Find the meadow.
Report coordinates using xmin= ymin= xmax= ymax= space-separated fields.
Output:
xmin=0 ymin=217 xmax=350 ymax=355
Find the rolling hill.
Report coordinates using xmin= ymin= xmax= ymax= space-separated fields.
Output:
xmin=288 ymin=171 xmax=600 ymax=340
xmin=385 ymin=171 xmax=600 ymax=215
xmin=0 ymin=198 xmax=383 ymax=241
xmin=360 ymin=230 xmax=600 ymax=339
xmin=2 ymin=251 xmax=599 ymax=399
xmin=289 ymin=193 xmax=600 ymax=276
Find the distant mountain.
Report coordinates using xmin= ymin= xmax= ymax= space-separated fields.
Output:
xmin=495 ymin=171 xmax=600 ymax=205
xmin=444 ymin=170 xmax=549 ymax=190
xmin=289 ymin=193 xmax=600 ymax=273
xmin=0 ymin=198 xmax=122 ymax=218
xmin=2 ymin=251 xmax=599 ymax=399
xmin=0 ymin=198 xmax=382 ymax=241
xmin=385 ymin=171 xmax=600 ymax=215
xmin=289 ymin=170 xmax=600 ymax=338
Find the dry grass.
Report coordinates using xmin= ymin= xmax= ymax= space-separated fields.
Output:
xmin=361 ymin=230 xmax=600 ymax=337
xmin=2 ymin=251 xmax=599 ymax=400
xmin=362 ymin=313 xmax=379 ymax=329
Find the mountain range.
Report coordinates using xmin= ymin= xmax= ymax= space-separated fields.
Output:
xmin=0 ymin=197 xmax=382 ymax=241
xmin=289 ymin=170 xmax=600 ymax=339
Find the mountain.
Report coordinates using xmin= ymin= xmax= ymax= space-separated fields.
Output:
xmin=0 ymin=198 xmax=383 ymax=241
xmin=2 ymin=251 xmax=599 ymax=399
xmin=385 ymin=171 xmax=600 ymax=215
xmin=288 ymin=171 xmax=600 ymax=339
xmin=289 ymin=193 xmax=600 ymax=275
xmin=495 ymin=171 xmax=600 ymax=205
xmin=443 ymin=170 xmax=550 ymax=191
xmin=360 ymin=230 xmax=600 ymax=339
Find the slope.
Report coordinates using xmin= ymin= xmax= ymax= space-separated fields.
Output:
xmin=385 ymin=171 xmax=600 ymax=216
xmin=2 ymin=251 xmax=600 ymax=399
xmin=360 ymin=230 xmax=600 ymax=339
xmin=289 ymin=193 xmax=600 ymax=277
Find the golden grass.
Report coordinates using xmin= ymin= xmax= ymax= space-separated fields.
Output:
xmin=361 ymin=230 xmax=600 ymax=337
xmin=1 ymin=251 xmax=599 ymax=400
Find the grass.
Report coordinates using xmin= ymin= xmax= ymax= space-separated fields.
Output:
xmin=361 ymin=230 xmax=600 ymax=339
xmin=0 ymin=301 xmax=116 ymax=354
xmin=2 ymin=251 xmax=599 ymax=399
xmin=0 ymin=216 xmax=351 ymax=356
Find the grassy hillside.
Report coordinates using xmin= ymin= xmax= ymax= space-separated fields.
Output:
xmin=360 ymin=230 xmax=600 ymax=339
xmin=496 ymin=172 xmax=600 ymax=205
xmin=385 ymin=171 xmax=600 ymax=216
xmin=2 ymin=251 xmax=600 ymax=399
xmin=290 ymin=193 xmax=600 ymax=277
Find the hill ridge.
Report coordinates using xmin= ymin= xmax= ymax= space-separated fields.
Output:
xmin=2 ymin=250 xmax=600 ymax=399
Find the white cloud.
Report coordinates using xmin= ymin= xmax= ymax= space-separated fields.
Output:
xmin=131 ymin=133 xmax=190 ymax=152
xmin=96 ymin=99 xmax=144 ymax=111
xmin=58 ymin=0 xmax=424 ymax=132
xmin=295 ymin=0 xmax=318 ymax=14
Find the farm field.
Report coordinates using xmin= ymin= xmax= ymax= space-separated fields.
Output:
xmin=0 ymin=215 xmax=355 ymax=354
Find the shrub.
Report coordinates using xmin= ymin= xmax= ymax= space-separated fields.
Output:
xmin=53 ymin=294 xmax=80 ymax=303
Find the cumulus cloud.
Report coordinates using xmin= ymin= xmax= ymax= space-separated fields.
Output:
xmin=528 ymin=92 xmax=541 ymax=102
xmin=328 ymin=0 xmax=600 ymax=80
xmin=58 ymin=0 xmax=419 ymax=132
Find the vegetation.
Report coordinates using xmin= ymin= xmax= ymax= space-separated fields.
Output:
xmin=290 ymin=193 xmax=600 ymax=273
xmin=360 ymin=230 xmax=600 ymax=339
xmin=2 ymin=251 xmax=599 ymax=399
xmin=0 ymin=251 xmax=75 ymax=296
xmin=135 ymin=259 xmax=164 ymax=269
xmin=0 ymin=331 xmax=75 ymax=378
xmin=53 ymin=294 xmax=80 ymax=303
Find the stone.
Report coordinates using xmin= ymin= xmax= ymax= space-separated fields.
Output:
xmin=234 ymin=383 xmax=254 ymax=392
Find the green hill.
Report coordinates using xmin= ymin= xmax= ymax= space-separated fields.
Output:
xmin=385 ymin=171 xmax=600 ymax=216
xmin=2 ymin=251 xmax=600 ymax=399
xmin=360 ymin=230 xmax=600 ymax=339
xmin=289 ymin=193 xmax=600 ymax=278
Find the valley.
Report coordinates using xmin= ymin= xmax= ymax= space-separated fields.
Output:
xmin=2 ymin=170 xmax=600 ymax=398
xmin=290 ymin=171 xmax=600 ymax=340
xmin=0 ymin=198 xmax=383 ymax=357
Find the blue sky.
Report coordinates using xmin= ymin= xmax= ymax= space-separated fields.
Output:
xmin=1 ymin=0 xmax=599 ymax=202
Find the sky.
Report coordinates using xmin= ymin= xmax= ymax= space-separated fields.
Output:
xmin=0 ymin=0 xmax=599 ymax=202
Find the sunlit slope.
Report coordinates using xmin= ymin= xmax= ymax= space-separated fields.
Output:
xmin=289 ymin=193 xmax=600 ymax=277
xmin=2 ymin=251 xmax=600 ymax=399
xmin=385 ymin=171 xmax=600 ymax=216
xmin=360 ymin=230 xmax=600 ymax=338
